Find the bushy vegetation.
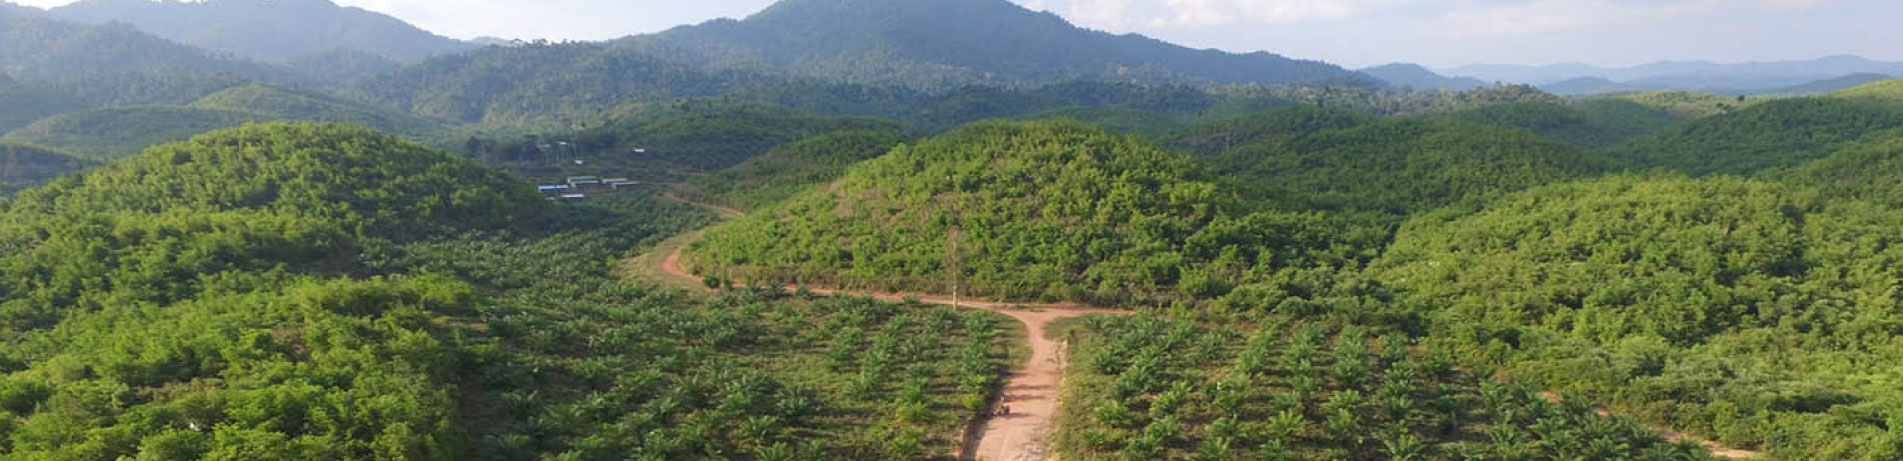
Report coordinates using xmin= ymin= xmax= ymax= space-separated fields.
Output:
xmin=1778 ymin=130 xmax=1903 ymax=206
xmin=2 ymin=106 xmax=269 ymax=161
xmin=463 ymin=100 xmax=902 ymax=179
xmin=1376 ymin=175 xmax=1903 ymax=459
xmin=0 ymin=7 xmax=282 ymax=106
xmin=1602 ymin=91 xmax=1762 ymax=120
xmin=686 ymin=120 xmax=1375 ymax=306
xmin=1164 ymin=107 xmax=1376 ymax=156
xmin=1433 ymin=99 xmax=1678 ymax=147
xmin=1211 ymin=114 xmax=1609 ymax=217
xmin=0 ymin=142 xmax=91 ymax=196
xmin=0 ymin=122 xmax=1019 ymax=459
xmin=681 ymin=129 xmax=909 ymax=210
xmin=1828 ymin=78 xmax=1903 ymax=101
xmin=190 ymin=84 xmax=439 ymax=136
xmin=1612 ymin=96 xmax=1903 ymax=176
xmin=1056 ymin=315 xmax=1719 ymax=460
xmin=356 ymin=42 xmax=775 ymax=126
xmin=0 ymin=81 xmax=86 ymax=133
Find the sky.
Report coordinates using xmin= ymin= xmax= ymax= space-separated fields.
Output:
xmin=8 ymin=0 xmax=1900 ymax=69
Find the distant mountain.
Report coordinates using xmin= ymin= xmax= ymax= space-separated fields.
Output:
xmin=3 ymin=106 xmax=269 ymax=160
xmin=1540 ymin=77 xmax=1651 ymax=96
xmin=47 ymin=0 xmax=476 ymax=63
xmin=0 ymin=5 xmax=284 ymax=105
xmin=1832 ymin=78 xmax=1903 ymax=101
xmin=282 ymin=48 xmax=404 ymax=88
xmin=618 ymin=0 xmax=1369 ymax=89
xmin=1446 ymin=55 xmax=1903 ymax=94
xmin=0 ymin=141 xmax=91 ymax=195
xmin=0 ymin=79 xmax=84 ymax=132
xmin=1753 ymin=73 xmax=1895 ymax=95
xmin=1359 ymin=63 xmax=1486 ymax=91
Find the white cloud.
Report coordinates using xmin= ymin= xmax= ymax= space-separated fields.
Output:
xmin=1432 ymin=0 xmax=1736 ymax=38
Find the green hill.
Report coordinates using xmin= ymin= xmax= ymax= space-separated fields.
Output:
xmin=1829 ymin=78 xmax=1903 ymax=101
xmin=682 ymin=129 xmax=908 ymax=210
xmin=190 ymin=83 xmax=438 ymax=135
xmin=3 ymin=106 xmax=270 ymax=161
xmin=1603 ymin=91 xmax=1760 ymax=120
xmin=1778 ymin=129 xmax=1903 ymax=206
xmin=0 ymin=6 xmax=284 ymax=105
xmin=1058 ymin=316 xmax=1720 ymax=460
xmin=1612 ymin=96 xmax=1903 ymax=176
xmin=0 ymin=142 xmax=91 ymax=195
xmin=10 ymin=122 xmax=538 ymax=238
xmin=1433 ymin=100 xmax=1678 ymax=147
xmin=48 ymin=0 xmax=476 ymax=63
xmin=0 ymin=122 xmax=1016 ymax=460
xmin=1375 ymin=175 xmax=1903 ymax=459
xmin=1212 ymin=117 xmax=1610 ymax=216
xmin=622 ymin=0 xmax=1366 ymax=90
xmin=1164 ymin=107 xmax=1377 ymax=156
xmin=469 ymin=101 xmax=903 ymax=176
xmin=356 ymin=42 xmax=777 ymax=125
xmin=0 ymin=81 xmax=85 ymax=133
xmin=4 ymin=85 xmax=443 ymax=161
xmin=685 ymin=120 xmax=1365 ymax=305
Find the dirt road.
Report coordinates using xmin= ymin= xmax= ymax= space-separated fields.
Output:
xmin=651 ymin=194 xmax=1125 ymax=461
xmin=647 ymin=192 xmax=1759 ymax=460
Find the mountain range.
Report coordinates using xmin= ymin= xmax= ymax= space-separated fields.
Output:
xmin=614 ymin=0 xmax=1370 ymax=89
xmin=1442 ymin=55 xmax=1903 ymax=95
xmin=1358 ymin=63 xmax=1487 ymax=91
xmin=43 ymin=0 xmax=476 ymax=63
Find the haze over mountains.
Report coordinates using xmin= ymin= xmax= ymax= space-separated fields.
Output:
xmin=1441 ymin=55 xmax=1903 ymax=95
xmin=44 ymin=0 xmax=476 ymax=63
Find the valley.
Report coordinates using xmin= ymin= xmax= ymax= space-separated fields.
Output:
xmin=2 ymin=0 xmax=1901 ymax=460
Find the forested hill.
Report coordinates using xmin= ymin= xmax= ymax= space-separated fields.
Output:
xmin=1205 ymin=109 xmax=1611 ymax=217
xmin=1613 ymin=94 xmax=1903 ymax=176
xmin=355 ymin=42 xmax=784 ymax=124
xmin=1375 ymin=175 xmax=1903 ymax=458
xmin=687 ymin=120 xmax=1378 ymax=306
xmin=47 ymin=0 xmax=477 ymax=63
xmin=619 ymin=0 xmax=1366 ymax=90
xmin=0 ymin=142 xmax=89 ymax=195
xmin=0 ymin=5 xmax=283 ymax=106
xmin=1359 ymin=63 xmax=1487 ymax=91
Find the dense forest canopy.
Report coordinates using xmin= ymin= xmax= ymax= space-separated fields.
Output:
xmin=1431 ymin=99 xmax=1679 ymax=148
xmin=681 ymin=128 xmax=910 ymax=210
xmin=1209 ymin=113 xmax=1610 ymax=217
xmin=2 ymin=106 xmax=271 ymax=161
xmin=0 ymin=141 xmax=89 ymax=196
xmin=189 ymin=83 xmax=439 ymax=136
xmin=1612 ymin=95 xmax=1903 ymax=176
xmin=0 ymin=5 xmax=285 ymax=106
xmin=686 ymin=120 xmax=1374 ymax=305
xmin=1376 ymin=175 xmax=1903 ymax=458
xmin=0 ymin=122 xmax=1021 ymax=459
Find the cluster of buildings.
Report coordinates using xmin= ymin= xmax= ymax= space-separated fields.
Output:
xmin=539 ymin=176 xmax=642 ymax=200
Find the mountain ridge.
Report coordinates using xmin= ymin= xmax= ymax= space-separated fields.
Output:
xmin=615 ymin=0 xmax=1371 ymax=89
xmin=45 ymin=0 xmax=476 ymax=63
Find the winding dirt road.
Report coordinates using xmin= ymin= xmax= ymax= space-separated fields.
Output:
xmin=651 ymin=193 xmax=1126 ymax=461
xmin=648 ymin=191 xmax=1762 ymax=460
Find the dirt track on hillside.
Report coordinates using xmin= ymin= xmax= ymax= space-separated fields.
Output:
xmin=652 ymin=194 xmax=1125 ymax=461
xmin=649 ymin=192 xmax=1762 ymax=460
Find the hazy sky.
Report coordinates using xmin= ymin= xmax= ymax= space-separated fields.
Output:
xmin=10 ymin=0 xmax=1900 ymax=68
